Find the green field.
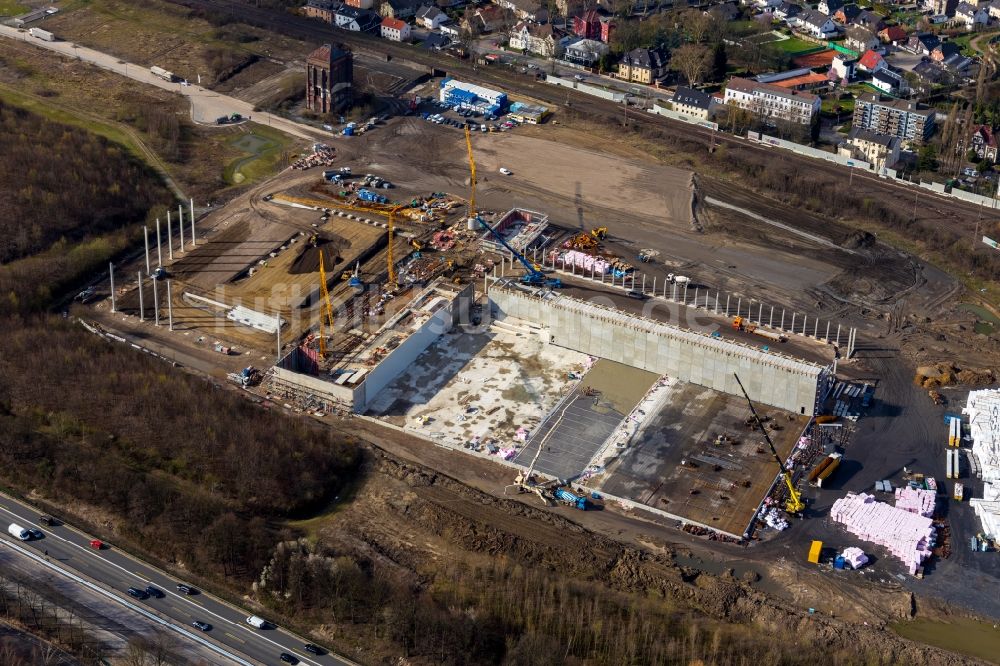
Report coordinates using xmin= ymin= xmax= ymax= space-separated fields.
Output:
xmin=0 ymin=0 xmax=28 ymax=15
xmin=773 ymin=37 xmax=820 ymax=53
xmin=223 ymin=124 xmax=293 ymax=185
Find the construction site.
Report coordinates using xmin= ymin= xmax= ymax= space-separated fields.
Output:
xmin=84 ymin=87 xmax=1000 ymax=630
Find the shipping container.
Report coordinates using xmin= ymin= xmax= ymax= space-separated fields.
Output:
xmin=28 ymin=28 xmax=55 ymax=41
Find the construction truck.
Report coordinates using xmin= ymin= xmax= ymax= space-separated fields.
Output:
xmin=554 ymin=487 xmax=589 ymax=510
xmin=213 ymin=343 xmax=232 ymax=355
xmin=228 ymin=366 xmax=262 ymax=387
xmin=807 ymin=453 xmax=842 ymax=488
xmin=733 ymin=316 xmax=788 ymax=343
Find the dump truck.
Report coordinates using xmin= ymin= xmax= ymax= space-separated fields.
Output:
xmin=554 ymin=488 xmax=589 ymax=510
xmin=29 ymin=27 xmax=55 ymax=41
xmin=807 ymin=453 xmax=842 ymax=488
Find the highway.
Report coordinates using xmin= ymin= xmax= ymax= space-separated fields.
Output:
xmin=0 ymin=492 xmax=356 ymax=666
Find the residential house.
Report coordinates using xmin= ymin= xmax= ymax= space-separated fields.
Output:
xmin=831 ymin=54 xmax=857 ymax=80
xmin=871 ymin=68 xmax=907 ymax=93
xmin=989 ymin=0 xmax=1000 ymax=19
xmin=380 ymin=16 xmax=411 ymax=40
xmin=796 ymin=9 xmax=839 ymax=38
xmin=922 ymin=0 xmax=958 ymax=15
xmin=818 ymin=0 xmax=844 ymax=14
xmin=469 ymin=5 xmax=505 ymax=32
xmin=508 ymin=21 xmax=562 ymax=57
xmin=906 ymin=32 xmax=940 ymax=55
xmin=440 ymin=22 xmax=460 ymax=38
xmin=336 ymin=6 xmax=382 ymax=31
xmin=416 ymin=5 xmax=447 ymax=28
xmin=495 ymin=0 xmax=548 ymax=22
xmin=932 ymin=41 xmax=962 ymax=61
xmin=857 ymin=48 xmax=887 ymax=72
xmin=304 ymin=0 xmax=340 ymax=22
xmin=852 ymin=9 xmax=885 ymax=30
xmin=617 ymin=47 xmax=669 ymax=84
xmin=840 ymin=127 xmax=901 ymax=170
xmin=834 ymin=4 xmax=861 ymax=23
xmin=954 ymin=1 xmax=989 ymax=27
xmin=423 ymin=32 xmax=451 ymax=49
xmin=379 ymin=0 xmax=420 ymax=18
xmin=344 ymin=0 xmax=375 ymax=9
xmin=942 ymin=51 xmax=975 ymax=75
xmin=878 ymin=25 xmax=908 ymax=44
xmin=671 ymin=86 xmax=715 ymax=119
xmin=853 ymin=92 xmax=936 ymax=144
xmin=563 ymin=37 xmax=609 ymax=65
xmin=572 ymin=8 xmax=601 ymax=39
xmin=599 ymin=16 xmax=615 ymax=42
xmin=708 ymin=2 xmax=741 ymax=20
xmin=845 ymin=25 xmax=879 ymax=52
xmin=774 ymin=1 xmax=802 ymax=19
xmin=912 ymin=58 xmax=954 ymax=87
xmin=723 ymin=76 xmax=821 ymax=124
xmin=970 ymin=125 xmax=999 ymax=161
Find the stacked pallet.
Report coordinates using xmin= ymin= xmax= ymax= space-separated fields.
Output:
xmin=894 ymin=487 xmax=936 ymax=518
xmin=830 ymin=493 xmax=935 ymax=574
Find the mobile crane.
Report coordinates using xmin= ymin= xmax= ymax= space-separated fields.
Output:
xmin=733 ymin=373 xmax=805 ymax=515
xmin=464 ymin=127 xmax=561 ymax=288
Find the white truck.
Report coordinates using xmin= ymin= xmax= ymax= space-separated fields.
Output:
xmin=28 ymin=28 xmax=55 ymax=42
xmin=246 ymin=615 xmax=269 ymax=629
xmin=8 ymin=523 xmax=31 ymax=540
xmin=150 ymin=66 xmax=176 ymax=82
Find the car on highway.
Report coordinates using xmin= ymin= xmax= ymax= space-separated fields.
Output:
xmin=176 ymin=584 xmax=196 ymax=595
xmin=574 ymin=74 xmax=584 ymax=81
xmin=303 ymin=644 xmax=324 ymax=655
xmin=191 ymin=621 xmax=212 ymax=632
xmin=499 ymin=167 xmax=512 ymax=175
xmin=145 ymin=586 xmax=164 ymax=598
xmin=28 ymin=528 xmax=43 ymax=539
xmin=279 ymin=653 xmax=299 ymax=664
xmin=89 ymin=539 xmax=104 ymax=550
xmin=126 ymin=587 xmax=149 ymax=600
xmin=38 ymin=515 xmax=57 ymax=526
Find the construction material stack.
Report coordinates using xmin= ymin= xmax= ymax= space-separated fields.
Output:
xmin=830 ymin=492 xmax=935 ymax=575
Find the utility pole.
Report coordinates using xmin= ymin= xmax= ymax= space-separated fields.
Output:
xmin=167 ymin=210 xmax=173 ymax=260
xmin=167 ymin=280 xmax=174 ymax=331
xmin=109 ymin=262 xmax=116 ymax=312
xmin=189 ymin=198 xmax=196 ymax=246
xmin=155 ymin=218 xmax=162 ymax=267
xmin=143 ymin=226 xmax=150 ymax=274
xmin=137 ymin=271 xmax=144 ymax=322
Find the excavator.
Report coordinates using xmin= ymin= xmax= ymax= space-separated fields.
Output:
xmin=734 ymin=373 xmax=805 ymax=515
xmin=591 ymin=226 xmax=608 ymax=240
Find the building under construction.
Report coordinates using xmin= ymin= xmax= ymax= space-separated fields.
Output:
xmin=270 ymin=278 xmax=473 ymax=413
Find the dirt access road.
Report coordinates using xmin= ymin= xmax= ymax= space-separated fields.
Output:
xmin=0 ymin=25 xmax=322 ymax=140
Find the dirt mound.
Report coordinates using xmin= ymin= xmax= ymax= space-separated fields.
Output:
xmin=916 ymin=363 xmax=995 ymax=388
xmin=288 ymin=235 xmax=347 ymax=275
xmin=843 ymin=230 xmax=876 ymax=249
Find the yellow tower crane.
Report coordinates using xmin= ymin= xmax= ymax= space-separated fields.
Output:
xmin=317 ymin=249 xmax=336 ymax=357
xmin=464 ymin=125 xmax=477 ymax=220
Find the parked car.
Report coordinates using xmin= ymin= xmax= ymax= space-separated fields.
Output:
xmin=574 ymin=74 xmax=584 ymax=81
xmin=191 ymin=621 xmax=212 ymax=632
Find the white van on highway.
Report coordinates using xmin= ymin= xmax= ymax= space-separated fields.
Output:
xmin=8 ymin=523 xmax=31 ymax=540
xmin=246 ymin=615 xmax=269 ymax=629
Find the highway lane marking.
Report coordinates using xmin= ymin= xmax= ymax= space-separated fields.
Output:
xmin=224 ymin=632 xmax=245 ymax=643
xmin=0 ymin=491 xmax=329 ymax=665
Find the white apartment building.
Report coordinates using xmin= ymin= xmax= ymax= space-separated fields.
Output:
xmin=723 ymin=77 xmax=821 ymax=125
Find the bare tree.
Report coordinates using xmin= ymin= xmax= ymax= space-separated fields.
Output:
xmin=671 ymin=44 xmax=711 ymax=86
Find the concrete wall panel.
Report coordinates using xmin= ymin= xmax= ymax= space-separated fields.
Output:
xmin=491 ymin=287 xmax=822 ymax=413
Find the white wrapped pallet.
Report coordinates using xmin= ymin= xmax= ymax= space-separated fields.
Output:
xmin=946 ymin=449 xmax=954 ymax=479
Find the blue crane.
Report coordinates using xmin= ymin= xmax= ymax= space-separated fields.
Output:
xmin=474 ymin=216 xmax=561 ymax=288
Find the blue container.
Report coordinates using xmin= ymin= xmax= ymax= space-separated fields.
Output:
xmin=833 ymin=556 xmax=846 ymax=570
xmin=343 ymin=126 xmax=354 ymax=136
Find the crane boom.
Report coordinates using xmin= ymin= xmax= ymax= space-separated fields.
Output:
xmin=317 ymin=249 xmax=335 ymax=356
xmin=464 ymin=125 xmax=476 ymax=219
xmin=733 ymin=373 xmax=805 ymax=515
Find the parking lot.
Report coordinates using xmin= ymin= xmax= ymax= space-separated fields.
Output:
xmin=418 ymin=99 xmax=527 ymax=134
